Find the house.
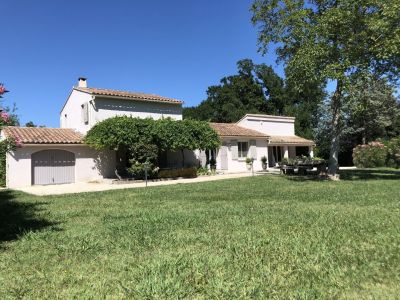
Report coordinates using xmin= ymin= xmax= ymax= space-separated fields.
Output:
xmin=1 ymin=78 xmax=315 ymax=188
xmin=2 ymin=78 xmax=186 ymax=188
xmin=202 ymin=114 xmax=315 ymax=172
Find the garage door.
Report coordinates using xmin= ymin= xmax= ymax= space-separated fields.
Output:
xmin=32 ymin=150 xmax=75 ymax=185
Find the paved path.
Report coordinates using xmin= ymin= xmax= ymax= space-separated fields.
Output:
xmin=14 ymin=172 xmax=266 ymax=196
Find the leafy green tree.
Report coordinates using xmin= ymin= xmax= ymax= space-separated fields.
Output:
xmin=0 ymin=85 xmax=19 ymax=186
xmin=184 ymin=59 xmax=325 ymax=140
xmin=254 ymin=64 xmax=286 ymax=114
xmin=184 ymin=59 xmax=266 ymax=123
xmin=343 ymin=75 xmax=400 ymax=145
xmin=252 ymin=0 xmax=400 ymax=177
xmin=25 ymin=121 xmax=37 ymax=127
xmin=84 ymin=117 xmax=220 ymax=178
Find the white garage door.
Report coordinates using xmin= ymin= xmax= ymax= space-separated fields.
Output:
xmin=32 ymin=150 xmax=75 ymax=185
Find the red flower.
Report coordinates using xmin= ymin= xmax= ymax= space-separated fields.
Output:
xmin=0 ymin=84 xmax=8 ymax=96
xmin=1 ymin=112 xmax=9 ymax=123
xmin=15 ymin=137 xmax=23 ymax=148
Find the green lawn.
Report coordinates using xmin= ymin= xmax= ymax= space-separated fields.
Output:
xmin=1 ymin=169 xmax=400 ymax=299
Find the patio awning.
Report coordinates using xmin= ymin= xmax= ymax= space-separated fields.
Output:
xmin=268 ymin=135 xmax=315 ymax=146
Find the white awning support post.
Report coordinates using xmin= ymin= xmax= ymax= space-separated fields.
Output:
xmin=309 ymin=146 xmax=314 ymax=158
xmin=283 ymin=146 xmax=289 ymax=158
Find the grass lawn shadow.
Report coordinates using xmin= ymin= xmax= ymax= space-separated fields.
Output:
xmin=0 ymin=190 xmax=59 ymax=245
xmin=339 ymin=168 xmax=400 ymax=181
xmin=283 ymin=168 xmax=400 ymax=182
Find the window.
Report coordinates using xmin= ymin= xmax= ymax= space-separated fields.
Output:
xmin=238 ymin=141 xmax=248 ymax=158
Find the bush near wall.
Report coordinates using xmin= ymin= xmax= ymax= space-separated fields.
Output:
xmin=352 ymin=141 xmax=388 ymax=168
xmin=0 ymin=138 xmax=17 ymax=187
xmin=386 ymin=138 xmax=400 ymax=168
xmin=158 ymin=167 xmax=197 ymax=179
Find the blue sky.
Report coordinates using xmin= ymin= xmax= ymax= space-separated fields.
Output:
xmin=1 ymin=0 xmax=283 ymax=127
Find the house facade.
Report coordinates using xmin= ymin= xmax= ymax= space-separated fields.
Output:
xmin=203 ymin=114 xmax=314 ymax=173
xmin=2 ymin=78 xmax=185 ymax=188
xmin=2 ymin=78 xmax=314 ymax=188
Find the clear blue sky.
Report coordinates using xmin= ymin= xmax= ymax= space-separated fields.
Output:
xmin=1 ymin=0 xmax=283 ymax=127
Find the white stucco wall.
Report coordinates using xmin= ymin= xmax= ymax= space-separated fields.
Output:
xmin=92 ymin=97 xmax=182 ymax=126
xmin=60 ymin=90 xmax=183 ymax=134
xmin=60 ymin=89 xmax=93 ymax=133
xmin=215 ymin=138 xmax=268 ymax=173
xmin=237 ymin=115 xmax=295 ymax=136
xmin=6 ymin=145 xmax=116 ymax=188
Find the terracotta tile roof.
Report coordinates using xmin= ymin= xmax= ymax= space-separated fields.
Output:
xmin=75 ymin=87 xmax=184 ymax=104
xmin=2 ymin=127 xmax=83 ymax=144
xmin=268 ymin=135 xmax=315 ymax=145
xmin=210 ymin=123 xmax=269 ymax=138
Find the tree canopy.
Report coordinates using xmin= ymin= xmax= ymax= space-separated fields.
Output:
xmin=252 ymin=0 xmax=400 ymax=177
xmin=183 ymin=59 xmax=325 ymax=139
xmin=343 ymin=75 xmax=400 ymax=145
xmin=85 ymin=116 xmax=220 ymax=152
xmin=0 ymin=85 xmax=19 ymax=128
xmin=84 ymin=116 xmax=221 ymax=177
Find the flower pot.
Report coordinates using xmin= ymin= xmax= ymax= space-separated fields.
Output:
xmin=246 ymin=164 xmax=252 ymax=171
xmin=262 ymin=162 xmax=267 ymax=170
xmin=210 ymin=165 xmax=216 ymax=172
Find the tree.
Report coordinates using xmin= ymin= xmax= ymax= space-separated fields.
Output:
xmin=25 ymin=121 xmax=37 ymax=127
xmin=84 ymin=117 xmax=220 ymax=178
xmin=0 ymin=84 xmax=19 ymax=127
xmin=183 ymin=59 xmax=267 ymax=123
xmin=252 ymin=0 xmax=400 ymax=178
xmin=0 ymin=85 xmax=20 ymax=186
xmin=343 ymin=75 xmax=400 ymax=145
xmin=184 ymin=59 xmax=325 ymax=139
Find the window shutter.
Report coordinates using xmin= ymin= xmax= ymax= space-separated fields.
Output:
xmin=231 ymin=140 xmax=238 ymax=160
xmin=199 ymin=150 xmax=207 ymax=167
xmin=82 ymin=102 xmax=89 ymax=124
xmin=250 ymin=140 xmax=257 ymax=159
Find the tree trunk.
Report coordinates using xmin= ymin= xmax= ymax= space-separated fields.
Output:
xmin=362 ymin=108 xmax=367 ymax=144
xmin=328 ymin=80 xmax=343 ymax=179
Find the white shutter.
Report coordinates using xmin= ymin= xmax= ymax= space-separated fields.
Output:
xmin=250 ymin=140 xmax=257 ymax=159
xmin=199 ymin=150 xmax=207 ymax=167
xmin=231 ymin=140 xmax=238 ymax=160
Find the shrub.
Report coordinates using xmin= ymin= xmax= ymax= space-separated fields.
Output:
xmin=196 ymin=166 xmax=210 ymax=176
xmin=158 ymin=167 xmax=197 ymax=179
xmin=279 ymin=156 xmax=325 ymax=167
xmin=0 ymin=137 xmax=17 ymax=187
xmin=245 ymin=157 xmax=254 ymax=164
xmin=352 ymin=141 xmax=387 ymax=168
xmin=261 ymin=156 xmax=267 ymax=164
xmin=386 ymin=138 xmax=400 ymax=168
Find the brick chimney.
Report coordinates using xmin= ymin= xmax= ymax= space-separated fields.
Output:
xmin=78 ymin=77 xmax=87 ymax=88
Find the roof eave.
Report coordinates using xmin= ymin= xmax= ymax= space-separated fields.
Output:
xmin=75 ymin=88 xmax=184 ymax=105
xmin=17 ymin=142 xmax=84 ymax=146
xmin=218 ymin=135 xmax=269 ymax=139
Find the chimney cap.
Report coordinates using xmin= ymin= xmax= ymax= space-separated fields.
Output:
xmin=78 ymin=77 xmax=88 ymax=88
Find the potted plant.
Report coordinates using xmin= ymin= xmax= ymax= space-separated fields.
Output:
xmin=209 ymin=157 xmax=217 ymax=172
xmin=245 ymin=157 xmax=254 ymax=170
xmin=261 ymin=156 xmax=267 ymax=170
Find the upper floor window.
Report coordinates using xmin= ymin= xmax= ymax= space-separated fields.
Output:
xmin=238 ymin=141 xmax=248 ymax=158
xmin=81 ymin=102 xmax=89 ymax=125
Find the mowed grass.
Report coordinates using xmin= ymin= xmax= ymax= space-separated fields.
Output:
xmin=1 ymin=169 xmax=400 ymax=299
